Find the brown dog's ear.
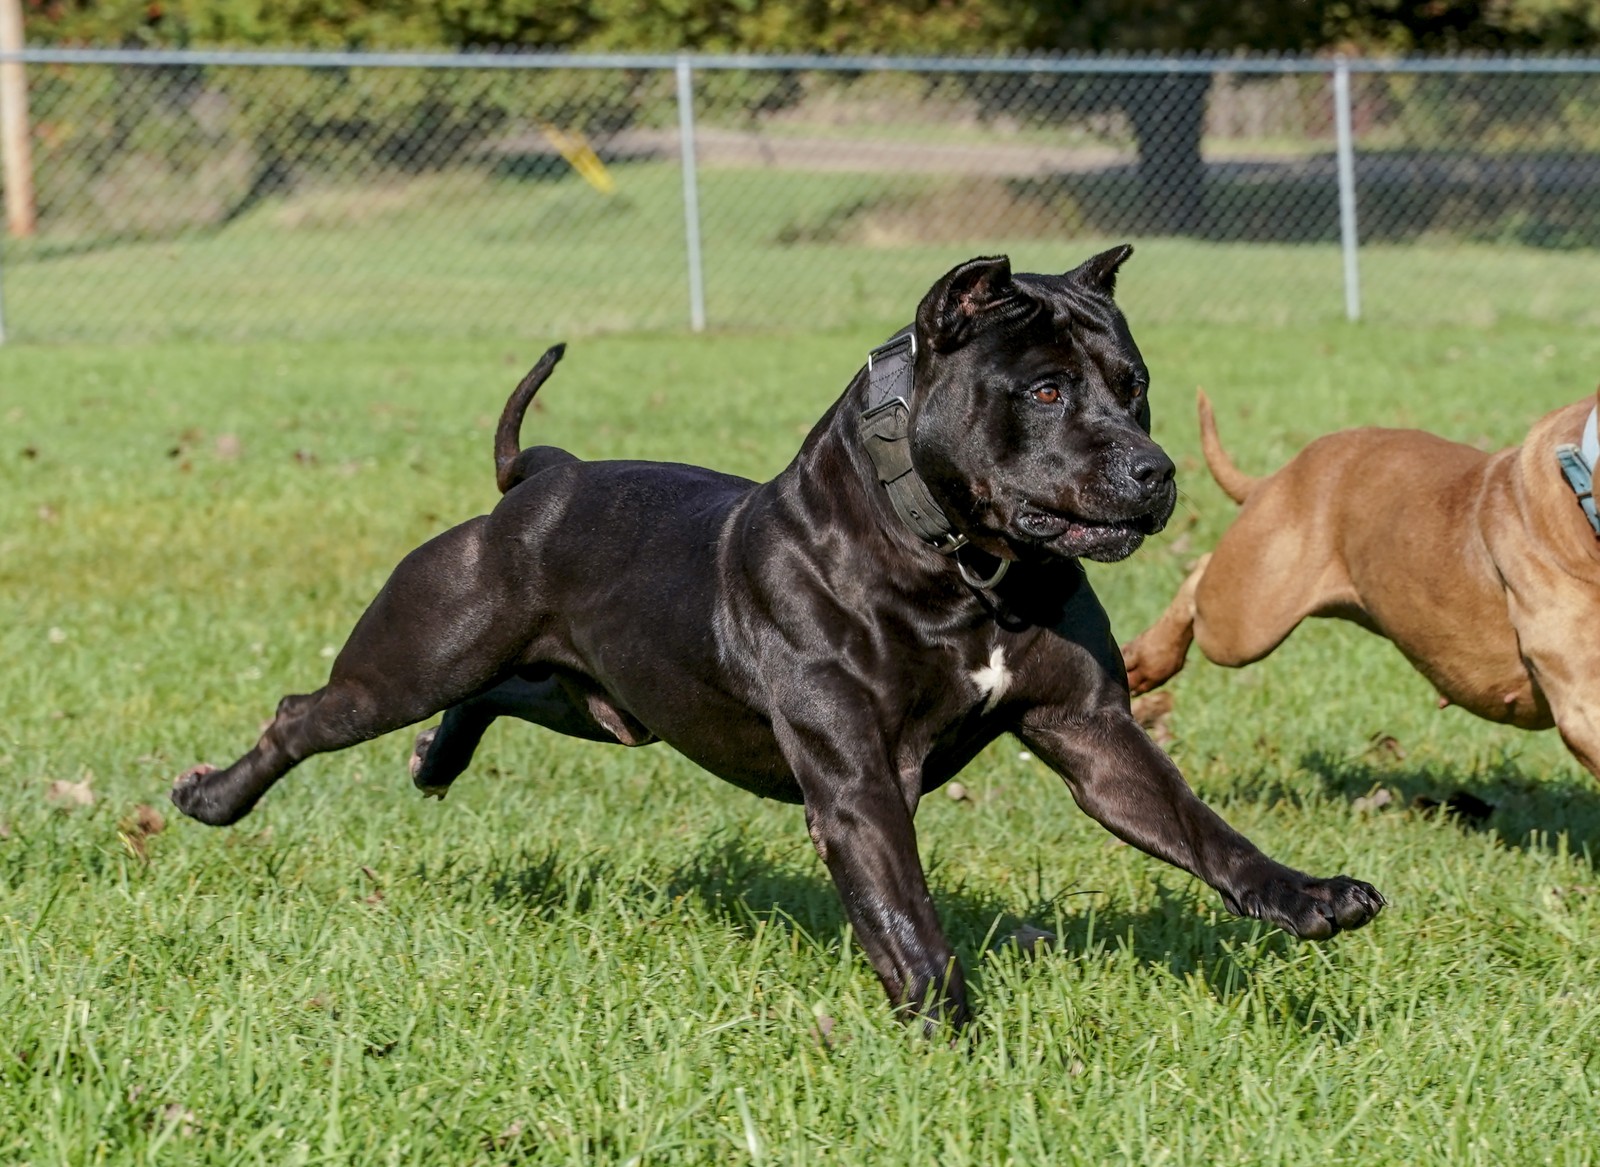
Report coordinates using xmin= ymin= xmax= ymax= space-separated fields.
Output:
xmin=917 ymin=255 xmax=1016 ymax=352
xmin=1068 ymin=244 xmax=1134 ymax=296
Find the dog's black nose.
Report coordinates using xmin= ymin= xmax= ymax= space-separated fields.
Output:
xmin=1129 ymin=448 xmax=1176 ymax=495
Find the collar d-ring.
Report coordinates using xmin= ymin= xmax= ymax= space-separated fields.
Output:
xmin=956 ymin=548 xmax=1010 ymax=590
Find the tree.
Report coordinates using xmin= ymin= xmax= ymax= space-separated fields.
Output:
xmin=26 ymin=0 xmax=1600 ymax=237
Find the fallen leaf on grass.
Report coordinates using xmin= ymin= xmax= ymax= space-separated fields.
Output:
xmin=485 ymin=1119 xmax=528 ymax=1153
xmin=0 ymin=819 xmax=11 ymax=840
xmin=360 ymin=865 xmax=384 ymax=905
xmin=1553 ymin=885 xmax=1597 ymax=899
xmin=46 ymin=775 xmax=95 ymax=809
xmin=1366 ymin=732 xmax=1406 ymax=761
xmin=118 ymin=804 xmax=167 ymax=859
xmin=158 ymin=1104 xmax=199 ymax=1137
xmin=1352 ymin=786 xmax=1394 ymax=815
xmin=810 ymin=1012 xmax=852 ymax=1050
xmin=213 ymin=433 xmax=242 ymax=460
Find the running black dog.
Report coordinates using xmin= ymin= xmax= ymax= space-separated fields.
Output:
xmin=172 ymin=250 xmax=1383 ymax=1026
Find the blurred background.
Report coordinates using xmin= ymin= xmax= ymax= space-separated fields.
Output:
xmin=2 ymin=0 xmax=1598 ymax=344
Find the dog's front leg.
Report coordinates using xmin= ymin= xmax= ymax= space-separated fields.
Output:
xmin=777 ymin=716 xmax=965 ymax=1030
xmin=1017 ymin=708 xmax=1384 ymax=939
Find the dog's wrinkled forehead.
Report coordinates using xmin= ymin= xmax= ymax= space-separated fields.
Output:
xmin=1012 ymin=272 xmax=1141 ymax=366
xmin=913 ymin=247 xmax=1143 ymax=377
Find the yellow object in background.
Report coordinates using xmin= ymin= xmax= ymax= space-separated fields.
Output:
xmin=539 ymin=124 xmax=616 ymax=194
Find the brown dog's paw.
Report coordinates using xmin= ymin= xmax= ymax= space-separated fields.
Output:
xmin=1121 ymin=635 xmax=1181 ymax=697
xmin=1223 ymin=873 xmax=1385 ymax=940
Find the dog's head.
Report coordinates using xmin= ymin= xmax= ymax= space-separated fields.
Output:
xmin=906 ymin=248 xmax=1175 ymax=564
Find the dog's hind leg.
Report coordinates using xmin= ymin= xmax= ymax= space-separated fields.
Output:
xmin=410 ymin=674 xmax=657 ymax=798
xmin=1179 ymin=478 xmax=1365 ymax=675
xmin=1122 ymin=554 xmax=1209 ymax=694
xmin=171 ymin=518 xmax=535 ymax=827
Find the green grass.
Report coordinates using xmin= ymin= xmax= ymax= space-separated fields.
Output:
xmin=4 ymin=315 xmax=1600 ymax=1164
xmin=6 ymin=164 xmax=1599 ymax=344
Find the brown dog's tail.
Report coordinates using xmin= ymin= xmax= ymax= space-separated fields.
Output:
xmin=1197 ymin=388 xmax=1258 ymax=505
xmin=495 ymin=344 xmax=566 ymax=494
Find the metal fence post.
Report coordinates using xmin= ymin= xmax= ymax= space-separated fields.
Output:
xmin=1333 ymin=58 xmax=1362 ymax=322
xmin=675 ymin=55 xmax=707 ymax=333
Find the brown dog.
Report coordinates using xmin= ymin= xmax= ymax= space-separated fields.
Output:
xmin=1122 ymin=387 xmax=1600 ymax=779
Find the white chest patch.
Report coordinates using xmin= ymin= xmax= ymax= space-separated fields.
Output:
xmin=970 ymin=647 xmax=1012 ymax=715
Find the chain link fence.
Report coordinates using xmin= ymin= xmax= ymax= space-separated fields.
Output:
xmin=1 ymin=49 xmax=1598 ymax=343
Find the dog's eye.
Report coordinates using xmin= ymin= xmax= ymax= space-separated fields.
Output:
xmin=1033 ymin=385 xmax=1062 ymax=405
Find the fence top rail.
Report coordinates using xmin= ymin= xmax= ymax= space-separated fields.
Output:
xmin=7 ymin=46 xmax=1600 ymax=75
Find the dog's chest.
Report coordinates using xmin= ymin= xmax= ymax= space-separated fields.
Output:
xmin=968 ymin=646 xmax=1013 ymax=715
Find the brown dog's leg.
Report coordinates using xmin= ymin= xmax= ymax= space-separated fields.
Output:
xmin=1122 ymin=554 xmax=1210 ymax=695
xmin=1511 ymin=617 xmax=1600 ymax=781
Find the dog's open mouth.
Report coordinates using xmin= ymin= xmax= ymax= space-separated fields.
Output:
xmin=1016 ymin=505 xmax=1167 ymax=561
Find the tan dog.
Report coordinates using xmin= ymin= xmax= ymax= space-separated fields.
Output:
xmin=1122 ymin=387 xmax=1600 ymax=779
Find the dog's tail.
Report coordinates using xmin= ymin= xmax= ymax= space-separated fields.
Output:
xmin=1197 ymin=388 xmax=1259 ymax=505
xmin=495 ymin=344 xmax=566 ymax=494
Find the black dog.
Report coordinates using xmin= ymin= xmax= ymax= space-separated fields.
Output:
xmin=172 ymin=249 xmax=1383 ymax=1027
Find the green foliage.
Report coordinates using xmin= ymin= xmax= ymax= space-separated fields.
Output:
xmin=23 ymin=0 xmax=1600 ymax=54
xmin=23 ymin=0 xmax=1014 ymax=53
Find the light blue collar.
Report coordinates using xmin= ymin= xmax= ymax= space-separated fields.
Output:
xmin=1555 ymin=405 xmax=1600 ymax=537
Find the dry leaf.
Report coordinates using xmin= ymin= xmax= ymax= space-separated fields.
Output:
xmin=46 ymin=775 xmax=95 ymax=809
xmin=118 ymin=804 xmax=167 ymax=859
xmin=1352 ymin=786 xmax=1394 ymax=815
xmin=158 ymin=1104 xmax=199 ymax=1137
xmin=810 ymin=1013 xmax=850 ymax=1049
xmin=1366 ymin=732 xmax=1406 ymax=761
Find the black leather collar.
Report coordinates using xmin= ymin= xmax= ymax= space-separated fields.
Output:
xmin=856 ymin=328 xmax=1010 ymax=589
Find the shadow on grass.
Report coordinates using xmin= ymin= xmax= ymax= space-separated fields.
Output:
xmin=464 ymin=829 xmax=1348 ymax=1028
xmin=1289 ymin=749 xmax=1600 ymax=865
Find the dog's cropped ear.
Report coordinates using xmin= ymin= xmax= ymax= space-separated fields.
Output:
xmin=1068 ymin=244 xmax=1134 ymax=297
xmin=917 ymin=255 xmax=1018 ymax=353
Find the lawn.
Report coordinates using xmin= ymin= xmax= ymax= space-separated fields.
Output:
xmin=6 ymin=162 xmax=1600 ymax=345
xmin=3 ymin=308 xmax=1600 ymax=1163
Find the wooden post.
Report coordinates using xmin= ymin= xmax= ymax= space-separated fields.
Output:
xmin=0 ymin=0 xmax=36 ymax=239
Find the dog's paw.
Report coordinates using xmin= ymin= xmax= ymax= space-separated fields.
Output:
xmin=1223 ymin=873 xmax=1385 ymax=940
xmin=1121 ymin=636 xmax=1180 ymax=697
xmin=169 ymin=763 xmax=219 ymax=821
xmin=409 ymin=728 xmax=450 ymax=800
